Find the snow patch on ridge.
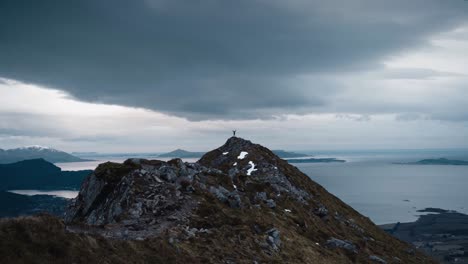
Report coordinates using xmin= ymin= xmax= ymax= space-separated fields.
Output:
xmin=237 ymin=151 xmax=248 ymax=159
xmin=247 ymin=161 xmax=257 ymax=176
xmin=222 ymin=152 xmax=229 ymax=155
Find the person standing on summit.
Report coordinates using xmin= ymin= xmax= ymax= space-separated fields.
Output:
xmin=232 ymin=130 xmax=237 ymax=137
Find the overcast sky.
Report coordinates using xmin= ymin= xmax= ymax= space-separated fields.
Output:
xmin=1 ymin=0 xmax=468 ymax=152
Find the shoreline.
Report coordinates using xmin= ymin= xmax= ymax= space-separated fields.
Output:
xmin=379 ymin=208 xmax=468 ymax=264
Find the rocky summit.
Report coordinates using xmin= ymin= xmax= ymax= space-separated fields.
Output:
xmin=0 ymin=137 xmax=435 ymax=263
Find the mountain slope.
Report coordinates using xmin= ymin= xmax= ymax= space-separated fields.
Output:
xmin=0 ymin=146 xmax=88 ymax=164
xmin=0 ymin=137 xmax=434 ymax=263
xmin=0 ymin=191 xmax=69 ymax=218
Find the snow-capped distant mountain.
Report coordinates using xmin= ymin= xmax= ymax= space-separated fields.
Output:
xmin=17 ymin=145 xmax=57 ymax=151
xmin=0 ymin=146 xmax=88 ymax=164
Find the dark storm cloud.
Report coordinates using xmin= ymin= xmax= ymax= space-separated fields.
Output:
xmin=1 ymin=0 xmax=468 ymax=119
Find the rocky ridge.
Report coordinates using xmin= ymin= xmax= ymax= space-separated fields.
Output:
xmin=2 ymin=137 xmax=435 ymax=263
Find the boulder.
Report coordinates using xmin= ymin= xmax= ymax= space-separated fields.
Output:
xmin=326 ymin=238 xmax=357 ymax=253
xmin=369 ymin=255 xmax=387 ymax=264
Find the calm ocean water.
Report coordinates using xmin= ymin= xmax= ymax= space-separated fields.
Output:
xmin=296 ymin=162 xmax=468 ymax=224
xmin=54 ymin=149 xmax=468 ymax=225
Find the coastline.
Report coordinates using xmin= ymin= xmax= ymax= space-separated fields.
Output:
xmin=380 ymin=208 xmax=468 ymax=264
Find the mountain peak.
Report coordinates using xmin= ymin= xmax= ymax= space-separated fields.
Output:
xmin=198 ymin=136 xmax=280 ymax=174
xmin=224 ymin=136 xmax=254 ymax=146
xmin=62 ymin=137 xmax=432 ymax=263
xmin=220 ymin=137 xmax=267 ymax=153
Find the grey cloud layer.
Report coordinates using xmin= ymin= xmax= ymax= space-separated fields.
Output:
xmin=1 ymin=0 xmax=468 ymax=119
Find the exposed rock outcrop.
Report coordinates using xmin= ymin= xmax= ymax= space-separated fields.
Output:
xmin=65 ymin=158 xmax=209 ymax=239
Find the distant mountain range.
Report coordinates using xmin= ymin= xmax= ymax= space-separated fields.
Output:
xmin=157 ymin=149 xmax=308 ymax=159
xmin=287 ymin=158 xmax=346 ymax=163
xmin=157 ymin=149 xmax=206 ymax=158
xmin=0 ymin=145 xmax=88 ymax=164
xmin=0 ymin=159 xmax=92 ymax=190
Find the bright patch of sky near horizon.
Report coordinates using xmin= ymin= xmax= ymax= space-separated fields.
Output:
xmin=1 ymin=3 xmax=468 ymax=152
xmin=1 ymin=72 xmax=467 ymax=152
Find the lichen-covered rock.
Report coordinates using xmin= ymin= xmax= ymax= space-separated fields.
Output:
xmin=265 ymin=199 xmax=276 ymax=209
xmin=227 ymin=192 xmax=242 ymax=208
xmin=369 ymin=255 xmax=387 ymax=264
xmin=326 ymin=237 xmax=358 ymax=253
xmin=266 ymin=228 xmax=281 ymax=250
xmin=254 ymin=192 xmax=267 ymax=202
xmin=314 ymin=204 xmax=328 ymax=218
xmin=65 ymin=158 xmax=211 ymax=238
xmin=209 ymin=186 xmax=229 ymax=203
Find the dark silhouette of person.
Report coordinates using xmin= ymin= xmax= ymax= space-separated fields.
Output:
xmin=232 ymin=130 xmax=236 ymax=137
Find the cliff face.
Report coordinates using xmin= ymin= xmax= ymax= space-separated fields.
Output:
xmin=1 ymin=137 xmax=435 ymax=263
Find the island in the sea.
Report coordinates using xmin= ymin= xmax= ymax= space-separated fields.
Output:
xmin=271 ymin=150 xmax=308 ymax=158
xmin=396 ymin=158 xmax=468 ymax=166
xmin=287 ymin=158 xmax=346 ymax=163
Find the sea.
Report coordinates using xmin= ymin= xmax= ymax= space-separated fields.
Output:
xmin=47 ymin=149 xmax=468 ymax=225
